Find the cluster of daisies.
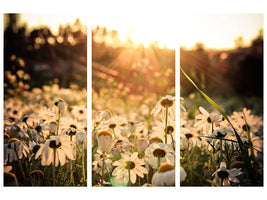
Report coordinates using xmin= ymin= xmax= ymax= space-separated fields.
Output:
xmin=4 ymin=95 xmax=87 ymax=186
xmin=92 ymin=95 xmax=175 ymax=186
xmin=180 ymin=98 xmax=263 ymax=186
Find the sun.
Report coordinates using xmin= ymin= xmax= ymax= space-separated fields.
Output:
xmin=92 ymin=14 xmax=176 ymax=49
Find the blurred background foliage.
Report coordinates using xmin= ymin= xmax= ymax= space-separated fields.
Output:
xmin=4 ymin=14 xmax=87 ymax=100
xmin=180 ymin=29 xmax=263 ymax=116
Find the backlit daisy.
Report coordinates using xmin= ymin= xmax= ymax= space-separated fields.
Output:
xmin=212 ymin=161 xmax=242 ymax=186
xmin=112 ymin=152 xmax=148 ymax=185
xmin=50 ymin=98 xmax=67 ymax=113
xmin=97 ymin=131 xmax=113 ymax=154
xmin=4 ymin=138 xmax=30 ymax=163
xmin=150 ymin=115 xmax=175 ymax=145
xmin=231 ymin=108 xmax=263 ymax=137
xmin=194 ymin=106 xmax=223 ymax=135
xmin=92 ymin=150 xmax=113 ymax=175
xmin=151 ymin=95 xmax=175 ymax=118
xmin=152 ymin=163 xmax=175 ymax=186
xmin=35 ymin=135 xmax=75 ymax=167
xmin=145 ymin=143 xmax=174 ymax=169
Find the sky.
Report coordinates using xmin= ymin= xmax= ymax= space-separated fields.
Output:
xmin=179 ymin=14 xmax=263 ymax=49
xmin=16 ymin=13 xmax=263 ymax=50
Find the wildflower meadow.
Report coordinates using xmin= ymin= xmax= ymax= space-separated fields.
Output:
xmin=180 ymin=68 xmax=263 ymax=186
xmin=3 ymin=14 xmax=87 ymax=186
xmin=4 ymin=79 xmax=87 ymax=186
xmin=92 ymin=25 xmax=175 ymax=186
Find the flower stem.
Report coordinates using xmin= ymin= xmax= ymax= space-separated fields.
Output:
xmin=157 ymin=157 xmax=161 ymax=169
xmin=15 ymin=150 xmax=26 ymax=183
xmin=82 ymin=143 xmax=86 ymax=182
xmin=56 ymin=109 xmax=61 ymax=135
xmin=25 ymin=121 xmax=33 ymax=140
xmin=112 ymin=128 xmax=117 ymax=139
xmin=69 ymin=135 xmax=75 ymax=186
xmin=165 ymin=106 xmax=169 ymax=144
xmin=52 ymin=149 xmax=56 ymax=186
xmin=128 ymin=169 xmax=131 ymax=186
xmin=101 ymin=152 xmax=105 ymax=186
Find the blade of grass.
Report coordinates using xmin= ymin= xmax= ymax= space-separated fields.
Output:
xmin=181 ymin=67 xmax=257 ymax=185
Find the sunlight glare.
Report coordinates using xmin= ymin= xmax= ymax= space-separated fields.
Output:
xmin=179 ymin=14 xmax=263 ymax=49
xmin=20 ymin=14 xmax=87 ymax=35
xmin=92 ymin=14 xmax=176 ymax=49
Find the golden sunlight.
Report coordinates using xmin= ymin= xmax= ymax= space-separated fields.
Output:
xmin=19 ymin=14 xmax=87 ymax=34
xmin=180 ymin=14 xmax=263 ymax=49
xmin=92 ymin=14 xmax=176 ymax=49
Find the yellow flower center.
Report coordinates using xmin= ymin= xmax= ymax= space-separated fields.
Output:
xmin=217 ymin=170 xmax=229 ymax=179
xmin=109 ymin=123 xmax=116 ymax=129
xmin=242 ymin=124 xmax=250 ymax=132
xmin=97 ymin=131 xmax=112 ymax=138
xmin=49 ymin=140 xmax=62 ymax=149
xmin=123 ymin=161 xmax=136 ymax=170
xmin=165 ymin=125 xmax=174 ymax=134
xmin=160 ymin=98 xmax=173 ymax=108
xmin=153 ymin=148 xmax=166 ymax=158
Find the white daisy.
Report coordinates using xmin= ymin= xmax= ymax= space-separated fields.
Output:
xmin=151 ymin=95 xmax=175 ymax=118
xmin=4 ymin=138 xmax=30 ymax=163
xmin=145 ymin=143 xmax=174 ymax=169
xmin=212 ymin=161 xmax=242 ymax=186
xmin=194 ymin=106 xmax=223 ymax=135
xmin=112 ymin=152 xmax=148 ymax=185
xmin=35 ymin=135 xmax=75 ymax=167
xmin=152 ymin=163 xmax=175 ymax=186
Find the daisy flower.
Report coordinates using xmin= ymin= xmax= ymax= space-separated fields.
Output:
xmin=150 ymin=114 xmax=175 ymax=145
xmin=92 ymin=150 xmax=113 ymax=175
xmin=145 ymin=143 xmax=174 ymax=169
xmin=97 ymin=131 xmax=113 ymax=154
xmin=70 ymin=105 xmax=87 ymax=122
xmin=50 ymin=98 xmax=67 ymax=113
xmin=101 ymin=115 xmax=127 ymax=139
xmin=76 ymin=132 xmax=87 ymax=145
xmin=112 ymin=152 xmax=148 ymax=185
xmin=231 ymin=108 xmax=263 ymax=137
xmin=212 ymin=161 xmax=242 ymax=186
xmin=151 ymin=95 xmax=175 ymax=118
xmin=35 ymin=135 xmax=75 ymax=167
xmin=152 ymin=163 xmax=175 ymax=186
xmin=4 ymin=138 xmax=30 ymax=163
xmin=194 ymin=106 xmax=223 ymax=135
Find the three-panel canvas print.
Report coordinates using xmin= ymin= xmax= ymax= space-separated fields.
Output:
xmin=3 ymin=13 xmax=263 ymax=187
